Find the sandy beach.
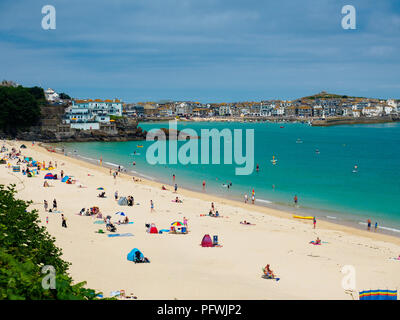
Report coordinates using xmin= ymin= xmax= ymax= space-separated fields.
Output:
xmin=1 ymin=140 xmax=400 ymax=300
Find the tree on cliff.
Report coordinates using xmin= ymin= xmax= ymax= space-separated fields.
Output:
xmin=0 ymin=86 xmax=42 ymax=136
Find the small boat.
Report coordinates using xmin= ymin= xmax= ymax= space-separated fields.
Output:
xmin=315 ymin=149 xmax=320 ymax=154
xmin=296 ymin=139 xmax=303 ymax=144
xmin=137 ymin=145 xmax=143 ymax=148
xmin=270 ymin=156 xmax=278 ymax=165
xmin=352 ymin=165 xmax=358 ymax=173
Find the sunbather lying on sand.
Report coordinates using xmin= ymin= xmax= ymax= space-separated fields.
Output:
xmin=240 ymin=220 xmax=252 ymax=225
xmin=173 ymin=196 xmax=182 ymax=203
xmin=161 ymin=185 xmax=167 ymax=190
xmin=310 ymin=237 xmax=321 ymax=245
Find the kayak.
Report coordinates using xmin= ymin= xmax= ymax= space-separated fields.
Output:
xmin=293 ymin=215 xmax=314 ymax=220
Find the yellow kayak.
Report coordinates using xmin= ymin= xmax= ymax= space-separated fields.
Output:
xmin=293 ymin=215 xmax=314 ymax=220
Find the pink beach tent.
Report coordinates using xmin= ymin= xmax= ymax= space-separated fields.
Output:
xmin=201 ymin=234 xmax=213 ymax=247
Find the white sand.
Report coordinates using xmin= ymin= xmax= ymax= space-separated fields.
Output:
xmin=1 ymin=140 xmax=400 ymax=300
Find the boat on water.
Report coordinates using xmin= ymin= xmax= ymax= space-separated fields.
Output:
xmin=296 ymin=138 xmax=303 ymax=144
xmin=353 ymin=165 xmax=358 ymax=173
xmin=137 ymin=145 xmax=143 ymax=148
xmin=270 ymin=156 xmax=278 ymax=165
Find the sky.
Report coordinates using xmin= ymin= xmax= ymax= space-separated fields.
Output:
xmin=0 ymin=0 xmax=399 ymax=102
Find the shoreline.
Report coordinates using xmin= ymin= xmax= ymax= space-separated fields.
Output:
xmin=2 ymin=139 xmax=400 ymax=299
xmin=39 ymin=141 xmax=400 ymax=245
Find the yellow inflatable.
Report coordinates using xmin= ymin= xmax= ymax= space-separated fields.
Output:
xmin=293 ymin=215 xmax=314 ymax=220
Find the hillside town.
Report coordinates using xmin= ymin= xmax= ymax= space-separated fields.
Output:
xmin=43 ymin=87 xmax=400 ymax=128
xmin=2 ymin=81 xmax=400 ymax=130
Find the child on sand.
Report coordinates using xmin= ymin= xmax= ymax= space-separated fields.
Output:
xmin=44 ymin=200 xmax=48 ymax=212
xmin=150 ymin=200 xmax=154 ymax=212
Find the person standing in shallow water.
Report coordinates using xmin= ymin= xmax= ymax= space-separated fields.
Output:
xmin=294 ymin=195 xmax=298 ymax=206
xmin=367 ymin=219 xmax=371 ymax=231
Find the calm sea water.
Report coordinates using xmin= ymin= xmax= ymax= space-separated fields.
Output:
xmin=59 ymin=121 xmax=400 ymax=233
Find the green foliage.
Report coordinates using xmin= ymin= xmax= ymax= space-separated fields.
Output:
xmin=59 ymin=93 xmax=71 ymax=100
xmin=0 ymin=184 xmax=102 ymax=300
xmin=0 ymin=86 xmax=42 ymax=135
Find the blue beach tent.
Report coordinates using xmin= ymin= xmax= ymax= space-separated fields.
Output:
xmin=127 ymin=248 xmax=144 ymax=261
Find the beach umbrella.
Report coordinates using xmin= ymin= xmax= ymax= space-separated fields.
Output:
xmin=115 ymin=212 xmax=126 ymax=216
xmin=171 ymin=221 xmax=184 ymax=227
xmin=97 ymin=187 xmax=104 ymax=190
xmin=44 ymin=173 xmax=54 ymax=179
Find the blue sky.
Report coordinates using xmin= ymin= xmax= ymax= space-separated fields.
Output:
xmin=0 ymin=0 xmax=399 ymax=102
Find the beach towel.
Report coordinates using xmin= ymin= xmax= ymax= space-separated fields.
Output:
xmin=108 ymin=233 xmax=133 ymax=238
xmin=94 ymin=220 xmax=105 ymax=224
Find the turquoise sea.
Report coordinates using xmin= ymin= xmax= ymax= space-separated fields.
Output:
xmin=59 ymin=121 xmax=400 ymax=234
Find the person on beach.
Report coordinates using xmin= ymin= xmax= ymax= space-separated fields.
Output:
xmin=313 ymin=216 xmax=316 ymax=229
xmin=115 ymin=191 xmax=118 ymax=200
xmin=53 ymin=199 xmax=57 ymax=211
xmin=60 ymin=170 xmax=64 ymax=179
xmin=61 ymin=214 xmax=67 ymax=228
xmin=251 ymin=194 xmax=255 ymax=204
xmin=367 ymin=219 xmax=371 ymax=231
xmin=150 ymin=200 xmax=154 ymax=212
xmin=244 ymin=194 xmax=248 ymax=203
xmin=294 ymin=195 xmax=298 ymax=206
xmin=183 ymin=217 xmax=188 ymax=227
xmin=174 ymin=184 xmax=178 ymax=193
xmin=202 ymin=180 xmax=206 ymax=190
xmin=173 ymin=174 xmax=175 ymax=181
xmin=374 ymin=222 xmax=378 ymax=232
xmin=46 ymin=216 xmax=48 ymax=224
xmin=44 ymin=200 xmax=48 ymax=212
xmin=264 ymin=264 xmax=275 ymax=278
xmin=161 ymin=185 xmax=167 ymax=190
xmin=211 ymin=202 xmax=215 ymax=212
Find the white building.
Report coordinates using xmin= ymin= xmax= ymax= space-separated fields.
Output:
xmin=64 ymin=98 xmax=123 ymax=128
xmin=218 ymin=105 xmax=231 ymax=116
xmin=44 ymin=88 xmax=60 ymax=102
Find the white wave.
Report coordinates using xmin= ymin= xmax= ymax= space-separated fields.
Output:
xmin=78 ymin=155 xmax=96 ymax=161
xmin=105 ymin=162 xmax=119 ymax=167
xmin=326 ymin=216 xmax=337 ymax=220
xmin=256 ymin=198 xmax=272 ymax=204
